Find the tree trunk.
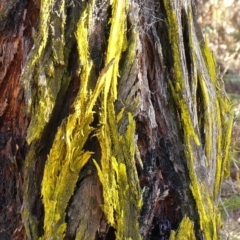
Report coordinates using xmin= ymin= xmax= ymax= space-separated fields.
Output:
xmin=0 ymin=0 xmax=233 ymax=239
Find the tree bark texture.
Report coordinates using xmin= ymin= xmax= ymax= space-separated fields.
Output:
xmin=0 ymin=0 xmax=233 ymax=239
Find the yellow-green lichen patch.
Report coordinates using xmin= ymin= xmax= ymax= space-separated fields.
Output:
xmin=186 ymin=13 xmax=198 ymax=118
xmin=169 ymin=216 xmax=196 ymax=240
xmin=22 ymin=0 xmax=71 ymax=238
xmin=101 ymin=0 xmax=128 ymax=121
xmin=163 ymin=1 xmax=232 ymax=239
xmin=185 ymin=142 xmax=220 ymax=240
xmin=21 ymin=0 xmax=67 ymax=144
xmin=163 ymin=0 xmax=200 ymax=148
xmin=201 ymin=40 xmax=217 ymax=84
xmin=116 ymin=2 xmax=140 ymax=118
xmin=40 ymin=2 xmax=108 ymax=239
xmin=169 ymin=80 xmax=201 ymax=147
xmin=93 ymin=0 xmax=142 ymax=239
xmin=41 ymin=120 xmax=93 ymax=239
xmin=213 ymin=87 xmax=234 ymax=197
xmin=186 ymin=4 xmax=233 ymax=200
xmin=197 ymin=73 xmax=217 ymax=166
xmin=95 ymin=111 xmax=142 ymax=240
xmin=199 ymin=40 xmax=233 ymax=198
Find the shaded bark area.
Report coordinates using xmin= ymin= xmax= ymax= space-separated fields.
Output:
xmin=0 ymin=0 xmax=232 ymax=240
xmin=137 ymin=0 xmax=200 ymax=237
xmin=0 ymin=0 xmax=38 ymax=238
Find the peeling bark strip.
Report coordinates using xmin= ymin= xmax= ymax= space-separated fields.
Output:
xmin=0 ymin=0 xmax=232 ymax=239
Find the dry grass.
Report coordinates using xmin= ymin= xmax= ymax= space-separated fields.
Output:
xmin=198 ymin=0 xmax=240 ymax=75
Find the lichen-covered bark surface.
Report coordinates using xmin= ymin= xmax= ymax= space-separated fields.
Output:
xmin=0 ymin=0 xmax=233 ymax=239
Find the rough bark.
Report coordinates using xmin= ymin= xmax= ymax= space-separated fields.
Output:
xmin=0 ymin=0 xmax=233 ymax=240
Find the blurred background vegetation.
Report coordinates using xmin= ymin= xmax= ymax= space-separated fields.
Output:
xmin=198 ymin=0 xmax=240 ymax=238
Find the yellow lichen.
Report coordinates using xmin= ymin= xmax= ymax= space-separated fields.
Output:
xmin=21 ymin=0 xmax=67 ymax=144
xmin=101 ymin=0 xmax=128 ymax=122
xmin=21 ymin=0 xmax=233 ymax=239
xmin=201 ymin=40 xmax=217 ymax=84
xmin=40 ymin=2 xmax=111 ymax=238
xmin=163 ymin=1 xmax=232 ymax=239
xmin=169 ymin=216 xmax=196 ymax=240
xmin=95 ymin=111 xmax=142 ymax=240
xmin=93 ymin=1 xmax=142 ymax=239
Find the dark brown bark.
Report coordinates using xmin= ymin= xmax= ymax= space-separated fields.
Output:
xmin=0 ymin=0 xmax=38 ymax=238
